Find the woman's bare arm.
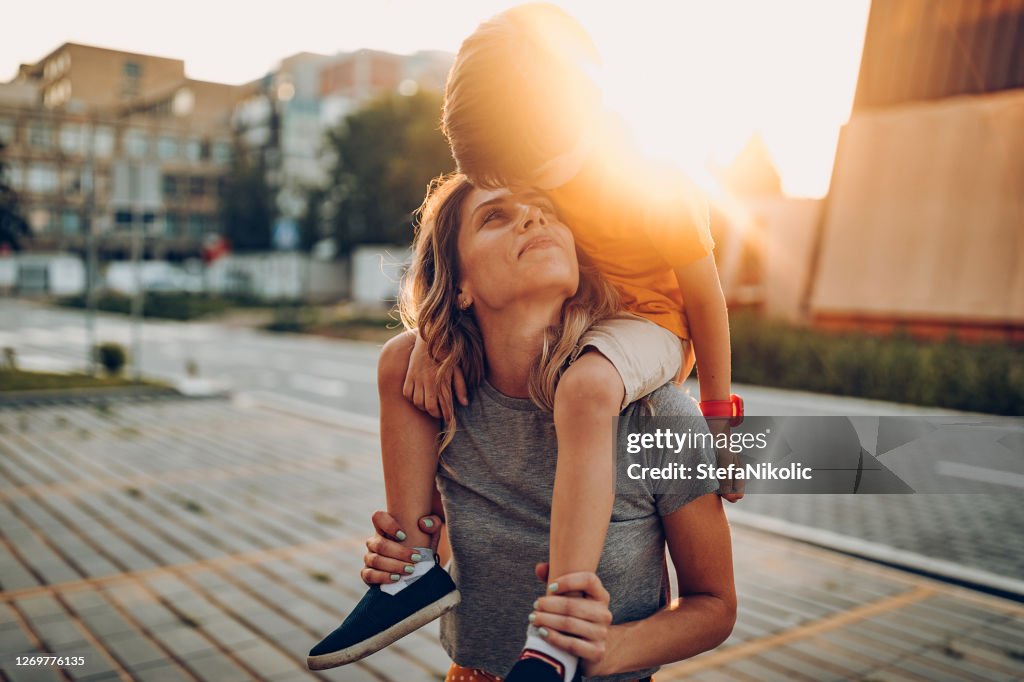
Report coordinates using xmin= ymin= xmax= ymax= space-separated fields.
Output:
xmin=589 ymin=492 xmax=737 ymax=676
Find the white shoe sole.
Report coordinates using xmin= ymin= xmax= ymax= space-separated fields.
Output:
xmin=306 ymin=589 xmax=461 ymax=670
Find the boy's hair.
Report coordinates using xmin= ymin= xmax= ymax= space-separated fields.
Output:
xmin=442 ymin=2 xmax=602 ymax=188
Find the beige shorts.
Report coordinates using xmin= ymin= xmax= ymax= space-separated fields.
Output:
xmin=571 ymin=313 xmax=692 ymax=410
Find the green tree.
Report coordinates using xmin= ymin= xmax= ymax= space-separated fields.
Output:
xmin=219 ymin=139 xmax=275 ymax=252
xmin=323 ymin=90 xmax=454 ymax=255
xmin=0 ymin=142 xmax=30 ymax=251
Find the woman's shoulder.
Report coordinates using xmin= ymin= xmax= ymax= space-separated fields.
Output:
xmin=628 ymin=383 xmax=702 ymax=418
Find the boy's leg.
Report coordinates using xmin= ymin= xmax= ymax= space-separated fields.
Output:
xmin=307 ymin=330 xmax=458 ymax=670
xmin=508 ymin=316 xmax=681 ymax=682
xmin=378 ymin=331 xmax=440 ymax=550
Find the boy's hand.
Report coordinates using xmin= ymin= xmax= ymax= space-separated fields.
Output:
xmin=708 ymin=420 xmax=745 ymax=503
xmin=402 ymin=332 xmax=469 ymax=422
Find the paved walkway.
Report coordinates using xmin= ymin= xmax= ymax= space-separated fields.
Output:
xmin=0 ymin=397 xmax=1021 ymax=681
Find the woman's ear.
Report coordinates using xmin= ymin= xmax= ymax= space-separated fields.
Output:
xmin=456 ymin=287 xmax=473 ymax=311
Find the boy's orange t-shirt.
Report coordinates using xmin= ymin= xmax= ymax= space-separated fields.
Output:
xmin=546 ymin=135 xmax=715 ymax=340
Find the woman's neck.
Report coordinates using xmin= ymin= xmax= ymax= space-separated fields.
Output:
xmin=475 ymin=300 xmax=563 ymax=398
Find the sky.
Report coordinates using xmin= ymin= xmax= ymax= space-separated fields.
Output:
xmin=4 ymin=0 xmax=871 ymax=197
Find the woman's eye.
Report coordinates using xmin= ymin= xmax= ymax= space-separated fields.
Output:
xmin=483 ymin=209 xmax=505 ymax=225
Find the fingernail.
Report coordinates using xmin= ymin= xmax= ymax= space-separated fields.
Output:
xmin=547 ymin=582 xmax=558 ymax=593
xmin=422 ymin=518 xmax=434 ymax=528
xmin=538 ymin=627 xmax=549 ymax=638
xmin=404 ymin=565 xmax=415 ymax=574
xmin=390 ymin=574 xmax=400 ymax=582
xmin=411 ymin=553 xmax=423 ymax=562
xmin=532 ymin=599 xmax=539 ymax=609
xmin=528 ymin=613 xmax=536 ymax=623
xmin=395 ymin=530 xmax=407 ymax=541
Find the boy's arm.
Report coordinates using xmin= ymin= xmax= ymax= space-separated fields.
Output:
xmin=673 ymin=254 xmax=731 ymax=403
xmin=674 ymin=256 xmax=745 ymax=502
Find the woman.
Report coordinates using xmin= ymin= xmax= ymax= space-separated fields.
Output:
xmin=348 ymin=174 xmax=735 ymax=681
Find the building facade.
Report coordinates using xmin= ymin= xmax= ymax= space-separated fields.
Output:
xmin=1 ymin=43 xmax=238 ymax=260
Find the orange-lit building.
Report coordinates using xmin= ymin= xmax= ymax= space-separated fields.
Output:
xmin=1 ymin=43 xmax=239 ymax=260
xmin=806 ymin=0 xmax=1024 ymax=342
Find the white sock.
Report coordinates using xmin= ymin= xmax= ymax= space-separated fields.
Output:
xmin=523 ymin=625 xmax=578 ymax=682
xmin=380 ymin=547 xmax=434 ymax=595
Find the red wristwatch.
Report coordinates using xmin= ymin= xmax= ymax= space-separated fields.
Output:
xmin=699 ymin=393 xmax=744 ymax=427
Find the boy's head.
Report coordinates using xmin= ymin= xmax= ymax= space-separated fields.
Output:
xmin=442 ymin=3 xmax=602 ymax=189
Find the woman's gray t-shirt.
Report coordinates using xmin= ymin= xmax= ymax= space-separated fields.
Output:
xmin=436 ymin=380 xmax=719 ymax=682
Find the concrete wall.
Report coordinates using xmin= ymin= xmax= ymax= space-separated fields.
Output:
xmin=810 ymin=90 xmax=1024 ymax=327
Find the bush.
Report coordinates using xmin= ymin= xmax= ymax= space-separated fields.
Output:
xmin=56 ymin=292 xmax=270 ymax=321
xmin=729 ymin=312 xmax=1023 ymax=415
xmin=94 ymin=342 xmax=127 ymax=376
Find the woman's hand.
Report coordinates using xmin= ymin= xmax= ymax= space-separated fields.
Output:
xmin=360 ymin=511 xmax=444 ymax=585
xmin=531 ymin=563 xmax=614 ymax=675
xmin=402 ymin=332 xmax=469 ymax=422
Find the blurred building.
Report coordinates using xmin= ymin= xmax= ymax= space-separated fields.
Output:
xmin=0 ymin=43 xmax=239 ymax=260
xmin=233 ymin=49 xmax=452 ymax=250
xmin=806 ymin=0 xmax=1024 ymax=342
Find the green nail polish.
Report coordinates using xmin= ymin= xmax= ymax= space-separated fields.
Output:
xmin=390 ymin=574 xmax=400 ymax=582
xmin=532 ymin=600 xmax=539 ymax=610
xmin=538 ymin=627 xmax=549 ymax=638
xmin=547 ymin=582 xmax=558 ymax=593
xmin=423 ymin=518 xmax=434 ymax=528
xmin=395 ymin=530 xmax=407 ymax=541
xmin=528 ymin=613 xmax=536 ymax=623
xmin=411 ymin=553 xmax=423 ymax=562
xmin=404 ymin=565 xmax=415 ymax=574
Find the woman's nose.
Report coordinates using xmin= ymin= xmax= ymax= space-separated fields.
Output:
xmin=517 ymin=203 xmax=546 ymax=231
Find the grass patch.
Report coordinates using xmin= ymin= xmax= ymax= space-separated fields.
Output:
xmin=56 ymin=291 xmax=270 ymax=321
xmin=730 ymin=311 xmax=1024 ymax=415
xmin=0 ymin=369 xmax=155 ymax=393
xmin=124 ymin=487 xmax=143 ymax=499
xmin=308 ymin=571 xmax=332 ymax=583
xmin=263 ymin=305 xmax=403 ymax=342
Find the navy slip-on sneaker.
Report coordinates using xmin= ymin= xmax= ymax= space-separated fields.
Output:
xmin=504 ymin=651 xmax=583 ymax=682
xmin=306 ymin=562 xmax=460 ymax=670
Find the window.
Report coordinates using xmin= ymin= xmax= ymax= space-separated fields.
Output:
xmin=0 ymin=119 xmax=14 ymax=145
xmin=124 ymin=129 xmax=149 ymax=158
xmin=184 ymin=138 xmax=202 ymax=162
xmin=211 ymin=140 xmax=231 ymax=164
xmin=60 ymin=124 xmax=83 ymax=154
xmin=93 ymin=126 xmax=114 ymax=157
xmin=189 ymin=177 xmax=205 ymax=197
xmin=162 ymin=174 xmax=179 ymax=199
xmin=165 ymin=212 xmax=181 ymax=236
xmin=61 ymin=210 xmax=81 ymax=235
xmin=6 ymin=162 xmax=22 ymax=189
xmin=188 ymin=214 xmax=205 ymax=236
xmin=157 ymin=135 xmax=179 ymax=160
xmin=26 ymin=163 xmax=58 ymax=193
xmin=62 ymin=167 xmax=83 ymax=195
xmin=28 ymin=122 xmax=53 ymax=149
xmin=115 ymin=210 xmax=133 ymax=230
xmin=123 ymin=61 xmax=141 ymax=78
xmin=29 ymin=208 xmax=53 ymax=232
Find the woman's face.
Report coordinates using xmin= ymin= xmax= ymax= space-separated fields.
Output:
xmin=457 ymin=186 xmax=579 ymax=312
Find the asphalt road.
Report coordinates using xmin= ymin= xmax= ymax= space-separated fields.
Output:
xmin=3 ymin=299 xmax=1022 ymax=597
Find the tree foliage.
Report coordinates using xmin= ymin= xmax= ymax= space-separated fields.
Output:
xmin=219 ymin=139 xmax=275 ymax=252
xmin=322 ymin=90 xmax=454 ymax=255
xmin=0 ymin=142 xmax=30 ymax=251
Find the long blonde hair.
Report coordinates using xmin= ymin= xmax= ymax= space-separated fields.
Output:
xmin=399 ymin=173 xmax=621 ymax=449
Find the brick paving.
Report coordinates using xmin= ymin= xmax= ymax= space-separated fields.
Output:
xmin=1 ymin=397 xmax=1022 ymax=681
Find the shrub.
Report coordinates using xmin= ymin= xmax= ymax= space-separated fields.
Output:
xmin=94 ymin=342 xmax=128 ymax=376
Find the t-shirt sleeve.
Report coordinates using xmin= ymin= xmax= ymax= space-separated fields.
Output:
xmin=630 ymin=161 xmax=715 ymax=269
xmin=641 ymin=387 xmax=720 ymax=517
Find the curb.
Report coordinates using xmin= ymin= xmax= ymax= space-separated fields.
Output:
xmin=726 ymin=507 xmax=1024 ymax=602
xmin=0 ymin=385 xmax=228 ymax=409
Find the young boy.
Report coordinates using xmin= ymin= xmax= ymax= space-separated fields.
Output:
xmin=307 ymin=4 xmax=741 ymax=680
